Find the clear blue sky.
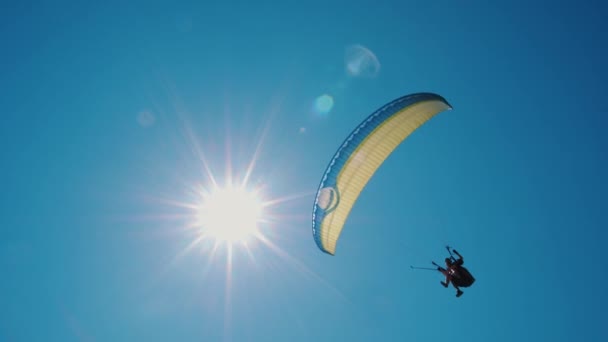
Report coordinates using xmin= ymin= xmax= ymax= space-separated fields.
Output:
xmin=1 ymin=1 xmax=607 ymax=341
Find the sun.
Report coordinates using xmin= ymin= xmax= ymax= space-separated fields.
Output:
xmin=197 ymin=184 xmax=263 ymax=243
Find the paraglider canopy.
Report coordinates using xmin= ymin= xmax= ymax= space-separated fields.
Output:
xmin=311 ymin=93 xmax=452 ymax=255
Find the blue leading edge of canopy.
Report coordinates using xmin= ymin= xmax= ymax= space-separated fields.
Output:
xmin=311 ymin=92 xmax=451 ymax=254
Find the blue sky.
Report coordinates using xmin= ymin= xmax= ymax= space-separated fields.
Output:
xmin=1 ymin=1 xmax=607 ymax=341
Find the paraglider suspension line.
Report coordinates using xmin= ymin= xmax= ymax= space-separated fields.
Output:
xmin=410 ymin=265 xmax=437 ymax=271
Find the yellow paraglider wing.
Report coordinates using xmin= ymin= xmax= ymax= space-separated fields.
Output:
xmin=312 ymin=93 xmax=452 ymax=255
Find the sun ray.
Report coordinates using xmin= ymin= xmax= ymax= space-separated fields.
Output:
xmin=241 ymin=92 xmax=286 ymax=188
xmin=260 ymin=190 xmax=317 ymax=208
xmin=186 ymin=122 xmax=219 ymax=189
xmin=254 ymin=233 xmax=351 ymax=305
xmin=162 ymin=81 xmax=220 ymax=190
xmin=223 ymin=107 xmax=233 ymax=189
xmin=240 ymin=239 xmax=259 ymax=269
xmin=171 ymin=233 xmax=209 ymax=264
xmin=223 ymin=243 xmax=234 ymax=341
xmin=241 ymin=108 xmax=273 ymax=187
xmin=118 ymin=212 xmax=193 ymax=223
xmin=145 ymin=197 xmax=201 ymax=211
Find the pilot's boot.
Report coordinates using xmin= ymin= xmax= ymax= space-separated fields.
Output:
xmin=456 ymin=290 xmax=463 ymax=297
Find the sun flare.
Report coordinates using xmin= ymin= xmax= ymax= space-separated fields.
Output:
xmin=197 ymin=185 xmax=263 ymax=243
